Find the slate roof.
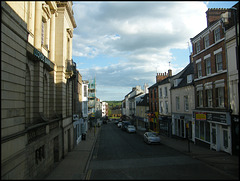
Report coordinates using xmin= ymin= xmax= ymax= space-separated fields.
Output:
xmin=171 ymin=62 xmax=194 ymax=90
xmin=136 ymin=93 xmax=149 ymax=107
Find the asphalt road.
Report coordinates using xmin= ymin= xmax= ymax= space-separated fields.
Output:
xmin=86 ymin=122 xmax=235 ymax=180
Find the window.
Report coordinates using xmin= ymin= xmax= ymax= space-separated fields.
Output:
xmin=204 ymin=35 xmax=209 ymax=48
xmin=41 ymin=20 xmax=44 ymax=45
xmin=165 ymin=101 xmax=168 ymax=113
xmin=187 ymin=74 xmax=192 ymax=83
xmin=164 ymin=87 xmax=168 ymax=97
xmin=159 ymin=88 xmax=162 ymax=98
xmin=216 ymin=53 xmax=223 ymax=72
xmin=84 ymin=85 xmax=88 ymax=97
xmin=205 ymin=58 xmax=211 ymax=75
xmin=206 ymin=89 xmax=213 ymax=107
xmin=195 ymin=121 xmax=199 ymax=138
xmin=196 ymin=41 xmax=200 ymax=53
xmin=214 ymin=27 xmax=220 ymax=42
xmin=160 ymin=101 xmax=163 ymax=113
xmin=195 ymin=120 xmax=210 ymax=142
xmin=176 ymin=96 xmax=180 ymax=111
xmin=197 ymin=62 xmax=202 ymax=78
xmin=184 ymin=96 xmax=189 ymax=111
xmin=216 ymin=87 xmax=224 ymax=107
xmin=197 ymin=90 xmax=203 ymax=107
xmin=154 ymin=88 xmax=157 ymax=98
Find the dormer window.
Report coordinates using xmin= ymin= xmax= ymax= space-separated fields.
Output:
xmin=187 ymin=74 xmax=192 ymax=83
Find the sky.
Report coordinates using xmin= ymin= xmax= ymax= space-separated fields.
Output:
xmin=72 ymin=1 xmax=238 ymax=101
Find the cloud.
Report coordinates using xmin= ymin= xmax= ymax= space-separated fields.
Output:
xmin=72 ymin=1 xmax=208 ymax=101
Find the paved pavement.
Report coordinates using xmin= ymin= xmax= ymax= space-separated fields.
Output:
xmin=44 ymin=126 xmax=100 ymax=180
xmin=44 ymin=123 xmax=239 ymax=180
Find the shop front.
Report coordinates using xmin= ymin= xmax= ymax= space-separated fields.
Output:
xmin=148 ymin=112 xmax=159 ymax=133
xmin=194 ymin=111 xmax=232 ymax=154
xmin=159 ymin=115 xmax=172 ymax=137
xmin=172 ymin=114 xmax=192 ymax=140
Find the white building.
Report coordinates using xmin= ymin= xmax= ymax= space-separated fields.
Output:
xmin=102 ymin=101 xmax=108 ymax=117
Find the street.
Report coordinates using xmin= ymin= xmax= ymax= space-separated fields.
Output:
xmin=85 ymin=122 xmax=235 ymax=180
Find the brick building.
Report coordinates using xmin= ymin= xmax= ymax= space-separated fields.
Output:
xmin=190 ymin=7 xmax=236 ymax=154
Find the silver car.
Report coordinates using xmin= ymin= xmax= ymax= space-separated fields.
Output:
xmin=144 ymin=132 xmax=161 ymax=144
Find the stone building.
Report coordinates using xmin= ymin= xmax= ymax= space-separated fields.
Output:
xmin=1 ymin=1 xmax=76 ymax=179
xmin=223 ymin=3 xmax=239 ymax=155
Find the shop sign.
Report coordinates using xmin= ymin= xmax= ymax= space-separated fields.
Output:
xmin=195 ymin=112 xmax=206 ymax=120
xmin=207 ymin=113 xmax=227 ymax=124
xmin=33 ymin=48 xmax=54 ymax=70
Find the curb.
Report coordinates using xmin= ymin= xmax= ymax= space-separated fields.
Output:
xmin=82 ymin=127 xmax=101 ymax=180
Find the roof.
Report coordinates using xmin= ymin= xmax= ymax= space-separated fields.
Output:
xmin=171 ymin=62 xmax=194 ymax=90
xmin=136 ymin=93 xmax=149 ymax=107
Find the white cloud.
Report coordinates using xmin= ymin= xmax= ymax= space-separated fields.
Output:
xmin=72 ymin=1 xmax=208 ymax=101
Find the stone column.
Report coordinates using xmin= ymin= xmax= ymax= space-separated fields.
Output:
xmin=34 ymin=1 xmax=42 ymax=50
xmin=49 ymin=10 xmax=57 ymax=62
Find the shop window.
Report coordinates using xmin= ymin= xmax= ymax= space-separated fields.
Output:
xmin=200 ymin=121 xmax=205 ymax=140
xmin=195 ymin=121 xmax=199 ymax=138
xmin=205 ymin=122 xmax=210 ymax=142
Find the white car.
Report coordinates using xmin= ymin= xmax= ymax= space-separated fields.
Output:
xmin=117 ymin=122 xmax=122 ymax=128
xmin=126 ymin=125 xmax=136 ymax=133
xmin=144 ymin=132 xmax=161 ymax=144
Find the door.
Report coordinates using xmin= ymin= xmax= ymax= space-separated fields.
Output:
xmin=211 ymin=124 xmax=217 ymax=150
xmin=221 ymin=126 xmax=231 ymax=154
xmin=53 ymin=136 xmax=59 ymax=162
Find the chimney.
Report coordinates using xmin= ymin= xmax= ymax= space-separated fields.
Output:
xmin=206 ymin=8 xmax=228 ymax=27
xmin=168 ymin=69 xmax=172 ymax=77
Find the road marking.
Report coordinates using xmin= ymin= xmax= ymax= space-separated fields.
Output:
xmin=85 ymin=169 xmax=92 ymax=180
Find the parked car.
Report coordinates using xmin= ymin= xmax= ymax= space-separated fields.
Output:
xmin=117 ymin=122 xmax=122 ymax=128
xmin=143 ymin=132 xmax=161 ymax=144
xmin=121 ymin=121 xmax=131 ymax=131
xmin=114 ymin=119 xmax=119 ymax=124
xmin=127 ymin=125 xmax=136 ymax=133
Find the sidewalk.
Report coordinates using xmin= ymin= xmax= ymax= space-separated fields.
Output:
xmin=136 ymin=129 xmax=239 ymax=180
xmin=44 ymin=126 xmax=100 ymax=180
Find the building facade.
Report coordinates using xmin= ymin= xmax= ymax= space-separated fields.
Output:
xmin=224 ymin=4 xmax=239 ymax=155
xmin=1 ymin=1 xmax=76 ymax=179
xmin=171 ymin=62 xmax=195 ymax=141
xmin=191 ymin=8 xmax=231 ymax=154
xmin=135 ymin=93 xmax=149 ymax=131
